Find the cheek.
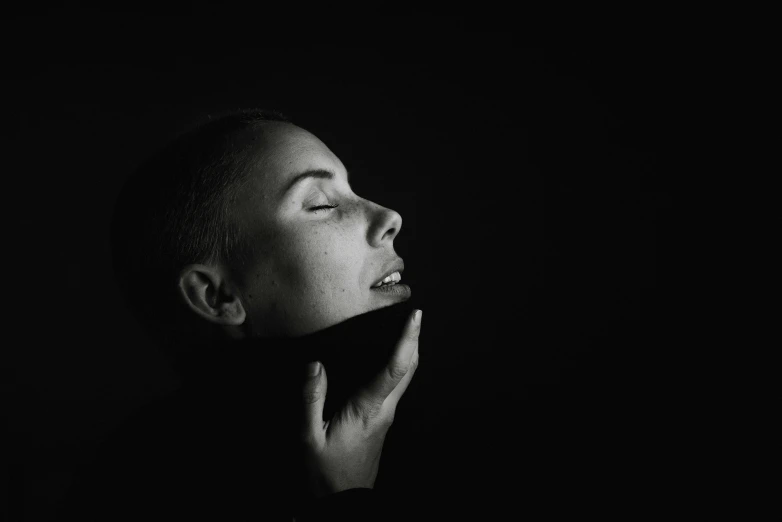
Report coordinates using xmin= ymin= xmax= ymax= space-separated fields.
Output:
xmin=310 ymin=230 xmax=364 ymax=290
xmin=319 ymin=219 xmax=372 ymax=293
xmin=274 ymin=225 xmax=363 ymax=293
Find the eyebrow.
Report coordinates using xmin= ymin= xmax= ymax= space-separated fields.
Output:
xmin=280 ymin=168 xmax=349 ymax=197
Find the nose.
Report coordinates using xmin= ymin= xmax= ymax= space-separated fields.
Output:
xmin=366 ymin=200 xmax=403 ymax=247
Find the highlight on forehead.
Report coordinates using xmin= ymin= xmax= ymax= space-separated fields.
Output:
xmin=240 ymin=121 xmax=312 ymax=167
xmin=243 ymin=123 xmax=347 ymax=188
xmin=280 ymin=169 xmax=344 ymax=199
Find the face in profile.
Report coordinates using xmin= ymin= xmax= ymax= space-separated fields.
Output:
xmin=224 ymin=122 xmax=410 ymax=337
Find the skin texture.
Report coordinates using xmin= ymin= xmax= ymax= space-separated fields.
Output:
xmin=176 ymin=122 xmax=410 ymax=338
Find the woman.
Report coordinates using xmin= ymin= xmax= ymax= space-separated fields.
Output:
xmin=58 ymin=109 xmax=422 ymax=521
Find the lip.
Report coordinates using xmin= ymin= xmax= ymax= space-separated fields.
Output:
xmin=370 ymin=259 xmax=405 ymax=288
xmin=370 ymin=282 xmax=412 ymax=300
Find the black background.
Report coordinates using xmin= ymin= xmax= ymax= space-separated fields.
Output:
xmin=8 ymin=10 xmax=686 ymax=520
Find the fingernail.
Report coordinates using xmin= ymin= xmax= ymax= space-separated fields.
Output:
xmin=307 ymin=361 xmax=321 ymax=377
xmin=414 ymin=309 xmax=422 ymax=324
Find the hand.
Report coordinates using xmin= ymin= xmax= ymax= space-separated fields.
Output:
xmin=297 ymin=309 xmax=422 ymax=500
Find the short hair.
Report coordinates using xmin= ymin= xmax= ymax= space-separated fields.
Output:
xmin=110 ymin=108 xmax=290 ymax=349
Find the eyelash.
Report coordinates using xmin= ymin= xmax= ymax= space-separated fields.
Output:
xmin=309 ymin=203 xmax=339 ymax=212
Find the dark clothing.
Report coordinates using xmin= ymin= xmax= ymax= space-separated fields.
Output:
xmin=57 ymin=302 xmax=417 ymax=521
xmin=57 ymin=302 xmax=683 ymax=519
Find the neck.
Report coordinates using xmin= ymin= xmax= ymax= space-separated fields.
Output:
xmin=169 ymin=300 xmax=418 ymax=421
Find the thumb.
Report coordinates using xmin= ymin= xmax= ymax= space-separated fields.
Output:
xmin=301 ymin=361 xmax=327 ymax=442
xmin=352 ymin=309 xmax=421 ymax=419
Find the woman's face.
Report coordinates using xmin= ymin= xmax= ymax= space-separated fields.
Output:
xmin=231 ymin=122 xmax=410 ymax=337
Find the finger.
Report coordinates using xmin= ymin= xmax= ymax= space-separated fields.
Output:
xmin=384 ymin=343 xmax=419 ymax=412
xmin=301 ymin=361 xmax=327 ymax=443
xmin=352 ymin=309 xmax=421 ymax=417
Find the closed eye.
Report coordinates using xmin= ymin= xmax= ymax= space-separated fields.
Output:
xmin=309 ymin=204 xmax=339 ymax=212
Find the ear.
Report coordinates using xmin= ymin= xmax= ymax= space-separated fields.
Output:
xmin=177 ymin=264 xmax=247 ymax=326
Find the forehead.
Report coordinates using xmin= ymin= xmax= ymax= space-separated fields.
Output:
xmin=248 ymin=122 xmax=343 ymax=190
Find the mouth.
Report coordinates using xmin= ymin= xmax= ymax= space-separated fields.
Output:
xmin=370 ymin=262 xmax=411 ymax=299
xmin=371 ymin=263 xmax=405 ymax=289
xmin=371 ymin=270 xmax=403 ymax=288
